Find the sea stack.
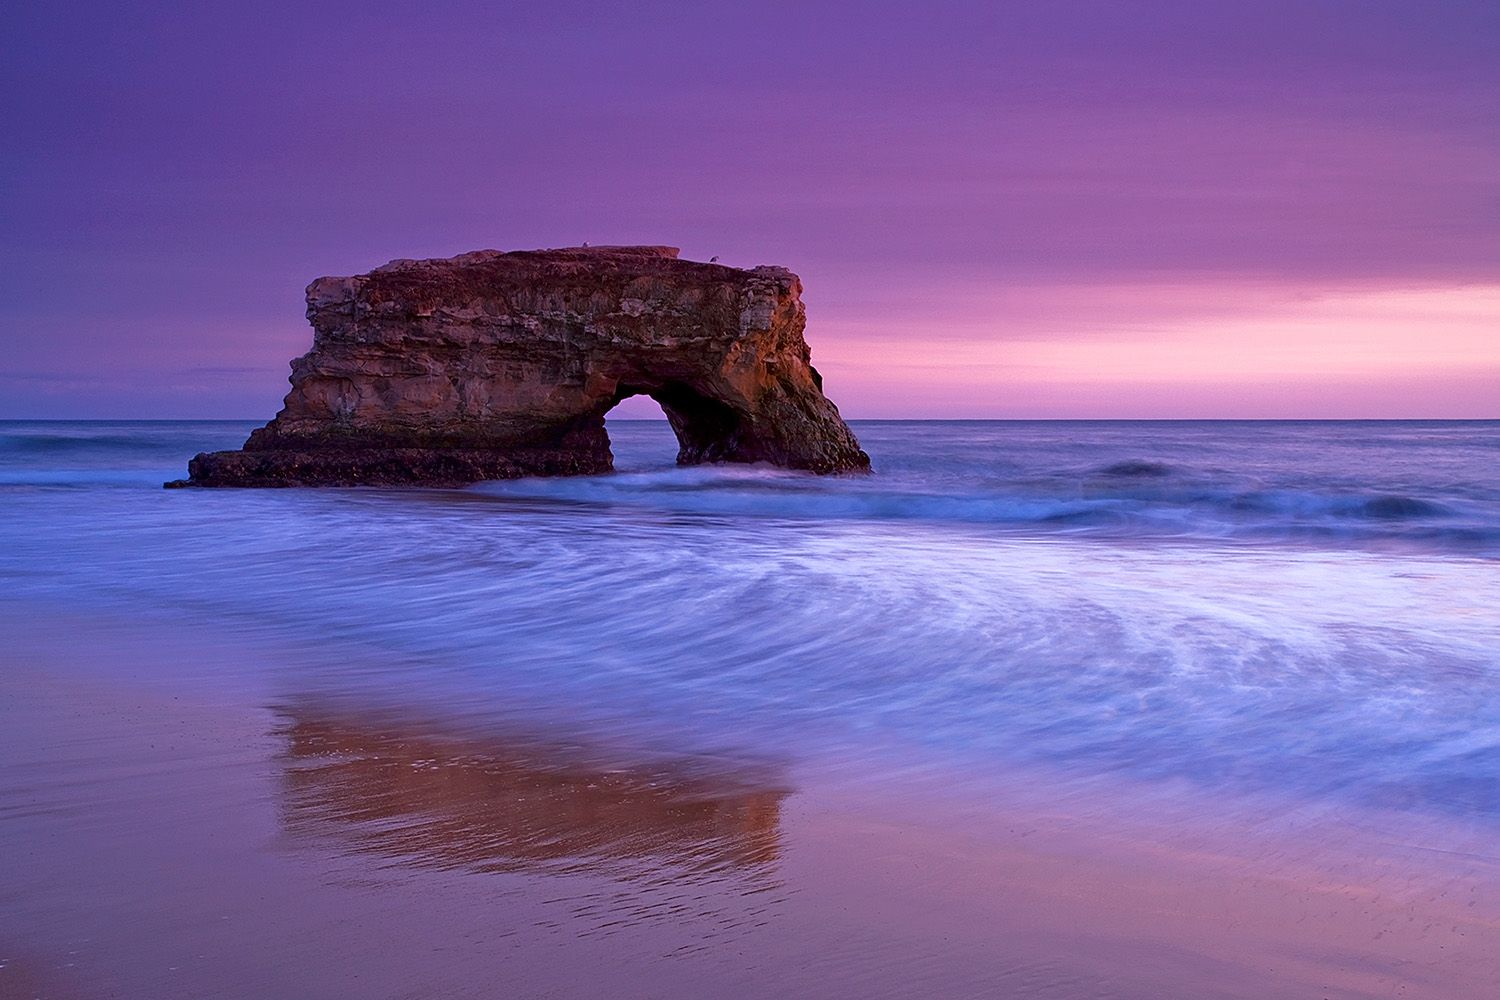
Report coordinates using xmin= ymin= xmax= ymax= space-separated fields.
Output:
xmin=173 ymin=246 xmax=869 ymax=487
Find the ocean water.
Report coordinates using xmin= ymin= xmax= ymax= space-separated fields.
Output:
xmin=2 ymin=418 xmax=1497 ymax=827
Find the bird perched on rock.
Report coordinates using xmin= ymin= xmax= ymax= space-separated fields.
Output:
xmin=709 ymin=255 xmax=719 ymax=262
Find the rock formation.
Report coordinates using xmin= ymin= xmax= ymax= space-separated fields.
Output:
xmin=174 ymin=246 xmax=869 ymax=487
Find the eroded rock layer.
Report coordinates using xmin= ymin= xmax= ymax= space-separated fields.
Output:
xmin=176 ymin=246 xmax=869 ymax=487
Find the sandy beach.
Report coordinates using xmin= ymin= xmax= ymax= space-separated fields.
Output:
xmin=5 ymin=604 xmax=1497 ymax=1000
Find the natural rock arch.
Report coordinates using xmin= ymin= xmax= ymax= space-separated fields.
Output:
xmin=604 ymin=382 xmax=746 ymax=466
xmin=176 ymin=246 xmax=869 ymax=487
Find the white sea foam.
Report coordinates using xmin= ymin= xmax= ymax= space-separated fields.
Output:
xmin=2 ymin=419 xmax=1498 ymax=824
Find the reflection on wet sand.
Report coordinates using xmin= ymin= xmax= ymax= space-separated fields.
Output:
xmin=274 ymin=703 xmax=788 ymax=881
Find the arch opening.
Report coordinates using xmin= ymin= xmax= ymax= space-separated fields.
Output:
xmin=605 ymin=381 xmax=744 ymax=470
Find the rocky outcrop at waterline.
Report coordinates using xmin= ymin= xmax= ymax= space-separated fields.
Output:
xmin=170 ymin=246 xmax=869 ymax=487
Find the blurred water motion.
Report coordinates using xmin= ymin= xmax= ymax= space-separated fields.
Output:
xmin=2 ymin=419 xmax=1498 ymax=823
xmin=3 ymin=416 xmax=1500 ymax=998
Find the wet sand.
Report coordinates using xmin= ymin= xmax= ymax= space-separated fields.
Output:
xmin=3 ymin=610 xmax=1498 ymax=1000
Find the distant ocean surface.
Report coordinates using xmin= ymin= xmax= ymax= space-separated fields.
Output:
xmin=3 ymin=419 xmax=1498 ymax=824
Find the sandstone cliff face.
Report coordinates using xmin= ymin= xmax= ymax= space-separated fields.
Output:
xmin=177 ymin=246 xmax=869 ymax=486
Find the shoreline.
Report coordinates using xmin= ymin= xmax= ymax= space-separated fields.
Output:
xmin=4 ymin=605 xmax=1497 ymax=999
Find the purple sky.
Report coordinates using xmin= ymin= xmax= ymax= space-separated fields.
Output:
xmin=4 ymin=1 xmax=1497 ymax=418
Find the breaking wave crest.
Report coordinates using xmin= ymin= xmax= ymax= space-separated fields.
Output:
xmin=473 ymin=431 xmax=1498 ymax=554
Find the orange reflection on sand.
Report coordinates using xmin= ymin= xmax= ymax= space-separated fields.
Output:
xmin=274 ymin=704 xmax=788 ymax=879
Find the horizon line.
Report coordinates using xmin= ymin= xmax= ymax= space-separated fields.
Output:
xmin=3 ymin=416 xmax=1497 ymax=424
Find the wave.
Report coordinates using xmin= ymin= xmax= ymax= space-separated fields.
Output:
xmin=473 ymin=465 xmax=1498 ymax=554
xmin=0 ymin=433 xmax=177 ymax=453
xmin=0 ymin=469 xmax=180 ymax=489
xmin=3 ymin=419 xmax=1497 ymax=554
xmin=1094 ymin=460 xmax=1175 ymax=478
xmin=1227 ymin=490 xmax=1454 ymax=520
xmin=0 ymin=422 xmax=254 ymax=487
